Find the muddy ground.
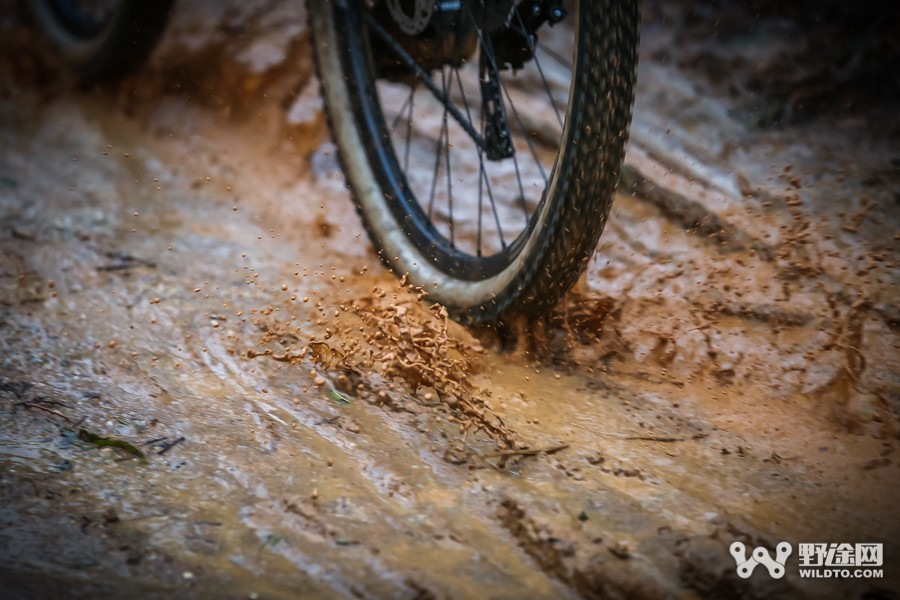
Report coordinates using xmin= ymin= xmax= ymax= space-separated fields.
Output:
xmin=0 ymin=1 xmax=898 ymax=598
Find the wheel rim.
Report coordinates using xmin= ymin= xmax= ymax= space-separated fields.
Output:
xmin=336 ymin=1 xmax=575 ymax=281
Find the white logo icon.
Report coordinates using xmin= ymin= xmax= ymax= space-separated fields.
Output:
xmin=730 ymin=541 xmax=792 ymax=579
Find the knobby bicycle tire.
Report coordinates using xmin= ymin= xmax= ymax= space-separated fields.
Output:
xmin=309 ymin=0 xmax=639 ymax=323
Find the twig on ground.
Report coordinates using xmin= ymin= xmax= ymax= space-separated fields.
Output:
xmin=483 ymin=443 xmax=570 ymax=458
xmin=16 ymin=401 xmax=72 ymax=423
xmin=158 ymin=436 xmax=185 ymax=455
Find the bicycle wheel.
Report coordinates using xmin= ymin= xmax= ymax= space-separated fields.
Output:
xmin=29 ymin=0 xmax=173 ymax=83
xmin=309 ymin=0 xmax=638 ymax=323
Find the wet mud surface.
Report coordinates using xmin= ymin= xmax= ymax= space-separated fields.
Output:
xmin=1 ymin=1 xmax=898 ymax=598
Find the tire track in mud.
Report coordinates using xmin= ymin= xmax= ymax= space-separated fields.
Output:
xmin=495 ymin=498 xmax=669 ymax=600
xmin=619 ymin=163 xmax=775 ymax=259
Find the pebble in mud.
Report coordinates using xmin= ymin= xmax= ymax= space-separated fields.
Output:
xmin=335 ymin=374 xmax=352 ymax=393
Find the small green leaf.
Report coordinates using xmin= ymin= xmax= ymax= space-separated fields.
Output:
xmin=78 ymin=429 xmax=145 ymax=460
xmin=334 ymin=536 xmax=359 ymax=546
xmin=328 ymin=389 xmax=351 ymax=406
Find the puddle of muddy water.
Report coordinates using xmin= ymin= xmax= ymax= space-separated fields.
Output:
xmin=0 ymin=0 xmax=898 ymax=598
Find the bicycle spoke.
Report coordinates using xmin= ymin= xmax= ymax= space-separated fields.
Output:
xmin=404 ymin=84 xmax=416 ymax=172
xmin=454 ymin=65 xmax=492 ymax=256
xmin=362 ymin=10 xmax=485 ymax=150
xmin=514 ymin=11 xmax=564 ymax=129
xmin=481 ymin=109 xmax=506 ymax=251
xmin=390 ymin=85 xmax=415 ymax=131
xmin=537 ymin=41 xmax=573 ymax=72
xmin=500 ymin=78 xmax=548 ymax=186
xmin=501 ymin=81 xmax=545 ymax=223
xmin=442 ymin=68 xmax=454 ymax=247
xmin=428 ymin=110 xmax=448 ymax=221
xmin=477 ymin=159 xmax=484 ymax=255
xmin=428 ymin=67 xmax=451 ymax=222
xmin=478 ymin=26 xmax=529 ymax=227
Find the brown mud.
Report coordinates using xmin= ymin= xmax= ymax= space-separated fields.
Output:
xmin=0 ymin=1 xmax=898 ymax=598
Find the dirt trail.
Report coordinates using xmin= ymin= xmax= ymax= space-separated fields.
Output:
xmin=0 ymin=1 xmax=898 ymax=598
